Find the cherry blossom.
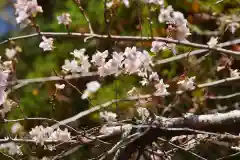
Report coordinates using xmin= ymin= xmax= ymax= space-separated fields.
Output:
xmin=140 ymin=78 xmax=149 ymax=86
xmin=0 ymin=142 xmax=22 ymax=155
xmin=207 ymin=37 xmax=218 ymax=48
xmin=91 ymin=50 xmax=109 ymax=66
xmin=154 ymin=79 xmax=169 ymax=96
xmin=230 ymin=69 xmax=240 ymax=77
xmin=29 ymin=125 xmax=53 ymax=145
xmin=14 ymin=0 xmax=43 ymax=24
xmin=123 ymin=47 xmax=152 ymax=74
xmin=158 ymin=5 xmax=190 ymax=40
xmin=62 ymin=59 xmax=81 ymax=73
xmin=106 ymin=0 xmax=130 ymax=8
xmin=57 ymin=13 xmax=72 ymax=25
xmin=158 ymin=6 xmax=173 ymax=23
xmin=29 ymin=125 xmax=71 ymax=145
xmin=100 ymin=111 xmax=117 ymax=122
xmin=170 ymin=11 xmax=191 ymax=40
xmin=39 ymin=36 xmax=54 ymax=51
xmin=177 ymin=76 xmax=196 ymax=91
xmin=0 ymin=71 xmax=9 ymax=106
xmin=70 ymin=49 xmax=86 ymax=59
xmin=11 ymin=122 xmax=23 ymax=134
xmin=144 ymin=0 xmax=164 ymax=5
xmin=151 ymin=41 xmax=167 ymax=53
xmin=227 ymin=22 xmax=239 ymax=34
xmin=48 ymin=128 xmax=71 ymax=142
xmin=0 ymin=99 xmax=16 ymax=118
xmin=149 ymin=72 xmax=159 ymax=81
xmin=81 ymin=81 xmax=101 ymax=99
xmin=55 ymin=83 xmax=65 ymax=90
xmin=5 ymin=48 xmax=17 ymax=59
xmin=137 ymin=107 xmax=150 ymax=121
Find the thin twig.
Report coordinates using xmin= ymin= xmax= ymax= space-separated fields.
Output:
xmin=158 ymin=137 xmax=207 ymax=160
xmin=73 ymin=0 xmax=94 ymax=34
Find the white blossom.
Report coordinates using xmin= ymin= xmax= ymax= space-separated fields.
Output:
xmin=137 ymin=107 xmax=150 ymax=121
xmin=171 ymin=12 xmax=190 ymax=40
xmin=158 ymin=6 xmax=190 ymax=40
xmin=207 ymin=37 xmax=218 ymax=48
xmin=122 ymin=0 xmax=130 ymax=7
xmin=140 ymin=78 xmax=149 ymax=86
xmin=100 ymin=124 xmax=131 ymax=135
xmin=154 ymin=79 xmax=169 ymax=96
xmin=230 ymin=69 xmax=240 ymax=77
xmin=39 ymin=36 xmax=54 ymax=51
xmin=68 ymin=49 xmax=90 ymax=73
xmin=91 ymin=50 xmax=108 ymax=66
xmin=81 ymin=81 xmax=101 ymax=99
xmin=62 ymin=59 xmax=81 ymax=73
xmin=5 ymin=48 xmax=17 ymax=59
xmin=0 ymin=99 xmax=16 ymax=118
xmin=228 ymin=22 xmax=239 ymax=34
xmin=123 ymin=47 xmax=152 ymax=74
xmin=11 ymin=122 xmax=22 ymax=134
xmin=3 ymin=61 xmax=12 ymax=68
xmin=48 ymin=128 xmax=71 ymax=142
xmin=79 ymin=56 xmax=91 ymax=74
xmin=70 ymin=49 xmax=86 ymax=60
xmin=158 ymin=6 xmax=173 ymax=23
xmin=29 ymin=125 xmax=53 ymax=145
xmin=151 ymin=41 xmax=167 ymax=53
xmin=14 ymin=0 xmax=43 ymax=24
xmin=0 ymin=71 xmax=9 ymax=106
xmin=0 ymin=142 xmax=22 ymax=155
xmin=99 ymin=111 xmax=117 ymax=122
xmin=57 ymin=13 xmax=72 ymax=25
xmin=55 ymin=83 xmax=65 ymax=90
xmin=106 ymin=0 xmax=129 ymax=8
xmin=97 ymin=52 xmax=123 ymax=77
xmin=177 ymin=76 xmax=196 ymax=91
xmin=29 ymin=125 xmax=71 ymax=145
xmin=149 ymin=72 xmax=159 ymax=81
xmin=144 ymin=0 xmax=164 ymax=5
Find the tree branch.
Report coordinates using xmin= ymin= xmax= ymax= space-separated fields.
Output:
xmin=0 ymin=32 xmax=239 ymax=57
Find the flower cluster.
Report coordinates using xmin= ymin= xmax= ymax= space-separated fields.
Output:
xmin=29 ymin=125 xmax=71 ymax=145
xmin=137 ymin=107 xmax=150 ymax=121
xmin=100 ymin=111 xmax=117 ymax=122
xmin=158 ymin=6 xmax=190 ymax=40
xmin=62 ymin=49 xmax=90 ymax=73
xmin=177 ymin=76 xmax=196 ymax=91
xmin=57 ymin=13 xmax=72 ymax=25
xmin=0 ymin=142 xmax=22 ymax=155
xmin=62 ymin=47 xmax=172 ymax=95
xmin=14 ymin=0 xmax=43 ymax=24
